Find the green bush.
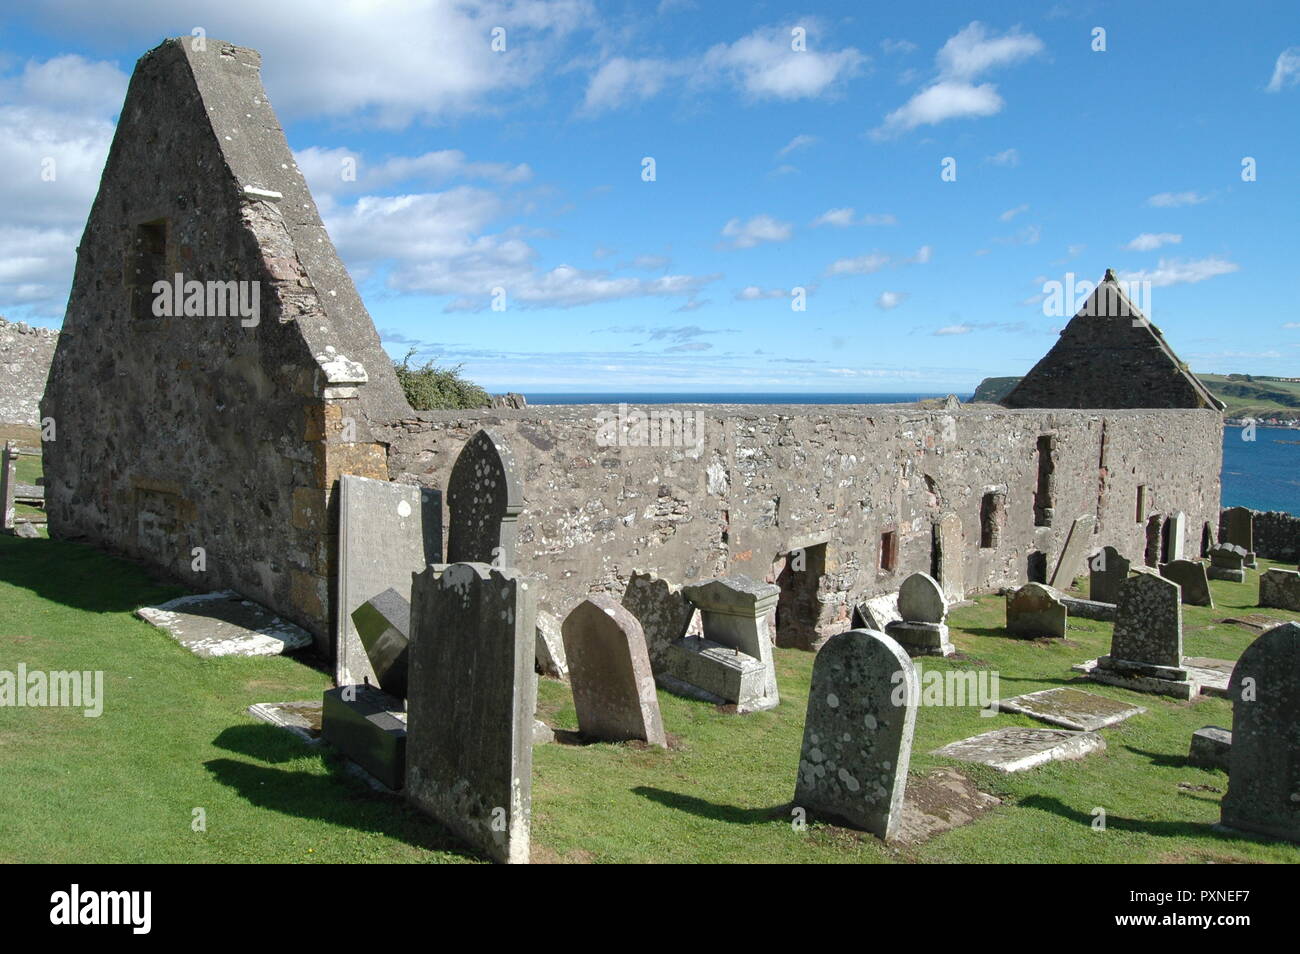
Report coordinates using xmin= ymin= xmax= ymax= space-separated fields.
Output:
xmin=394 ymin=349 xmax=490 ymax=410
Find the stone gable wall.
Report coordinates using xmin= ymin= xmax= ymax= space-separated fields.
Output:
xmin=0 ymin=318 xmax=58 ymax=426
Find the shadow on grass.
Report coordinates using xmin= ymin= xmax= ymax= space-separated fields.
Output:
xmin=212 ymin=723 xmax=322 ymax=765
xmin=0 ymin=533 xmax=182 ymax=613
xmin=633 ymin=786 xmax=786 ymax=825
xmin=1018 ymin=794 xmax=1211 ymax=839
xmin=203 ymin=757 xmax=482 ymax=860
xmin=1123 ymin=745 xmax=1192 ymax=769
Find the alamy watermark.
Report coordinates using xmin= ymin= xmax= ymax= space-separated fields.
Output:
xmin=1041 ymin=271 xmax=1152 ymax=322
xmin=0 ymin=664 xmax=104 ymax=717
xmin=893 ymin=663 xmax=1000 ymax=714
xmin=151 ymin=273 xmax=260 ymax=327
xmin=596 ymin=403 xmax=705 ymax=449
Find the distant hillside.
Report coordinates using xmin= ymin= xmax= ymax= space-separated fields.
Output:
xmin=971 ymin=372 xmax=1300 ymax=421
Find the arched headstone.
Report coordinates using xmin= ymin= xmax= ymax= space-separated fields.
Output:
xmin=446 ymin=429 xmax=523 ymax=566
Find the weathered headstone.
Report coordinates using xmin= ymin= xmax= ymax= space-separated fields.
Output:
xmin=851 ymin=592 xmax=900 ymax=632
xmin=1188 ymin=726 xmax=1231 ymax=772
xmin=1220 ymin=622 xmax=1300 ymax=843
xmin=933 ymin=511 xmax=965 ymax=602
xmin=534 ymin=610 xmax=568 ymax=679
xmin=1088 ymin=545 xmax=1130 ymax=604
xmin=350 ymin=587 xmax=411 ymax=699
xmin=622 ymin=570 xmax=695 ymax=675
xmin=1207 ymin=543 xmax=1247 ymax=583
xmin=406 ymin=562 xmax=537 ymax=864
xmin=561 ymin=595 xmax=666 ymax=746
xmin=1259 ymin=568 xmax=1300 ymax=612
xmin=1005 ymin=583 xmax=1068 ymax=638
xmin=673 ymin=575 xmax=781 ymax=711
xmin=1222 ymin=506 xmax=1254 ymax=555
xmin=885 ymin=572 xmax=952 ymax=656
xmin=446 ymin=429 xmax=523 ymax=566
xmin=1049 ymin=514 xmax=1096 ymax=589
xmin=0 ymin=441 xmax=15 ymax=531
xmin=321 ymin=685 xmax=407 ymax=790
xmin=1087 ymin=568 xmax=1196 ymax=698
xmin=1166 ymin=511 xmax=1187 ymax=562
xmin=793 ymin=629 xmax=918 ymax=841
xmin=337 ymin=474 xmax=441 ymax=687
xmin=1160 ymin=559 xmax=1214 ymax=607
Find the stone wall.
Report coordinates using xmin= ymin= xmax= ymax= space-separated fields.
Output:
xmin=1223 ymin=509 xmax=1300 ymax=563
xmin=0 ymin=318 xmax=58 ymax=426
xmin=375 ymin=404 xmax=1223 ymax=646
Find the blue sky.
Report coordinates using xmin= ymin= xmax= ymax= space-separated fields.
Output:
xmin=3 ymin=0 xmax=1298 ymax=393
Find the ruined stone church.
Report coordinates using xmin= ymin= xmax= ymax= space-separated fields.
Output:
xmin=41 ymin=37 xmax=1225 ymax=662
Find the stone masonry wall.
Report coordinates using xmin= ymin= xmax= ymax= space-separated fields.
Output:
xmin=1224 ymin=509 xmax=1300 ymax=563
xmin=375 ymin=404 xmax=1223 ymax=644
xmin=0 ymin=318 xmax=58 ymax=426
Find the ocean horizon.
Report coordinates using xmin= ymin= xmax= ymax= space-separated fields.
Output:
xmin=526 ymin=392 xmax=959 ymax=405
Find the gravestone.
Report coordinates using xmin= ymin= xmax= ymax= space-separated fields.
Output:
xmin=561 ymin=595 xmax=666 ymax=746
xmin=995 ymin=687 xmax=1144 ymax=731
xmin=675 ymin=575 xmax=781 ymax=710
xmin=885 ymin=572 xmax=952 ymax=656
xmin=933 ymin=511 xmax=965 ymax=602
xmin=321 ymin=685 xmax=407 ymax=790
xmin=793 ymin=629 xmax=918 ymax=841
xmin=1088 ymin=545 xmax=1130 ymax=604
xmin=406 ymin=562 xmax=537 ymax=864
xmin=1259 ymin=568 xmax=1300 ymax=612
xmin=1222 ymin=506 xmax=1254 ymax=555
xmin=534 ymin=611 xmax=568 ymax=679
xmin=1207 ymin=543 xmax=1247 ymax=583
xmin=932 ymin=727 xmax=1105 ymax=773
xmin=1049 ymin=514 xmax=1096 ymax=589
xmin=1005 ymin=583 xmax=1068 ymax=638
xmin=337 ymin=474 xmax=441 ymax=687
xmin=622 ymin=571 xmax=695 ymax=675
xmin=1087 ymin=568 xmax=1197 ymax=698
xmin=350 ymin=587 xmax=411 ymax=698
xmin=0 ymin=441 xmax=15 ymax=531
xmin=1166 ymin=511 xmax=1187 ymax=561
xmin=1220 ymin=622 xmax=1300 ymax=843
xmin=851 ymin=592 xmax=900 ymax=632
xmin=446 ymin=429 xmax=523 ymax=566
xmin=1188 ymin=726 xmax=1231 ymax=772
xmin=1160 ymin=559 xmax=1214 ymax=607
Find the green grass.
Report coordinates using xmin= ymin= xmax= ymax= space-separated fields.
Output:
xmin=2 ymin=532 xmax=1298 ymax=863
xmin=1200 ymin=374 xmax=1300 ymax=421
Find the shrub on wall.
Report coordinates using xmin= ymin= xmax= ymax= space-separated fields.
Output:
xmin=394 ymin=349 xmax=491 ymax=410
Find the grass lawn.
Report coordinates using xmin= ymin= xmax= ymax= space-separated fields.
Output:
xmin=1 ymin=530 xmax=1297 ymax=864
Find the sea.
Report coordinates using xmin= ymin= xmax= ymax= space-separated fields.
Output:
xmin=526 ymin=393 xmax=1299 ymax=517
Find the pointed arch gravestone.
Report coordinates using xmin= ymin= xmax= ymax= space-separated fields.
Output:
xmin=1220 ymin=622 xmax=1300 ymax=843
xmin=446 ymin=429 xmax=523 ymax=566
xmin=562 ymin=595 xmax=666 ymax=746
xmin=793 ymin=629 xmax=918 ymax=841
xmin=405 ymin=562 xmax=537 ymax=864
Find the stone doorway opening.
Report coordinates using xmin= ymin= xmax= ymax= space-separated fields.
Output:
xmin=773 ymin=542 xmax=827 ymax=650
xmin=1145 ymin=513 xmax=1164 ymax=566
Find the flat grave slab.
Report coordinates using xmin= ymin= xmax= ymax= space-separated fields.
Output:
xmin=137 ymin=590 xmax=312 ymax=657
xmin=996 ymin=687 xmax=1145 ymax=731
xmin=931 ymin=726 xmax=1105 ymax=773
xmin=247 ymin=700 xmax=323 ymax=743
xmin=1221 ymin=613 xmax=1291 ymax=633
xmin=1183 ymin=657 xmax=1233 ymax=697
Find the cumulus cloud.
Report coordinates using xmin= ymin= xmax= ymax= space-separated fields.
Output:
xmin=296 ymin=146 xmax=532 ymax=194
xmin=720 ymin=214 xmax=792 ymax=249
xmin=1266 ymin=47 xmax=1300 ymax=92
xmin=874 ymin=80 xmax=1003 ymax=137
xmin=1124 ymin=232 xmax=1182 ymax=251
xmin=811 ymin=207 xmax=896 ymax=227
xmin=735 ymin=286 xmax=788 ymax=301
xmin=1117 ymin=257 xmax=1239 ymax=287
xmin=985 ymin=147 xmax=1020 ymax=166
xmin=876 ymin=291 xmax=907 ymax=309
xmin=825 ymin=252 xmax=890 ymax=276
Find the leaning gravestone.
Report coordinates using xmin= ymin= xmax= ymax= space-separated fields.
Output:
xmin=406 ymin=563 xmax=537 ymax=864
xmin=885 ymin=572 xmax=953 ymax=656
xmin=561 ymin=595 xmax=666 ymax=747
xmin=350 ymin=587 xmax=411 ymax=699
xmin=1005 ymin=583 xmax=1068 ymax=638
xmin=1088 ymin=545 xmax=1130 ymax=604
xmin=1220 ymin=622 xmax=1300 ymax=843
xmin=1160 ymin=559 xmax=1214 ymax=607
xmin=1207 ymin=543 xmax=1247 ymax=583
xmin=1259 ymin=568 xmax=1300 ymax=612
xmin=622 ymin=571 xmax=695 ymax=675
xmin=337 ymin=474 xmax=441 ymax=687
xmin=793 ymin=629 xmax=918 ymax=841
xmin=1049 ymin=514 xmax=1096 ymax=589
xmin=1087 ymin=568 xmax=1196 ymax=698
xmin=446 ymin=428 xmax=523 ymax=566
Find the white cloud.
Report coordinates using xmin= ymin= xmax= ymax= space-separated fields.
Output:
xmin=876 ymin=290 xmax=907 ymax=310
xmin=933 ymin=324 xmax=972 ymax=336
xmin=1266 ymin=47 xmax=1300 ymax=92
xmin=874 ymin=80 xmax=1003 ymax=137
xmin=582 ymin=56 xmax=683 ymax=112
xmin=910 ymin=245 xmax=933 ymax=264
xmin=777 ymin=133 xmax=817 ymax=157
xmin=1118 ymin=256 xmax=1239 ymax=288
xmin=296 ymin=146 xmax=531 ymax=195
xmin=936 ymin=22 xmax=1044 ymax=80
xmin=826 ymin=252 xmax=890 ymax=276
xmin=1125 ymin=232 xmax=1182 ymax=251
xmin=735 ymin=286 xmax=787 ymax=301
xmin=720 ymin=214 xmax=792 ymax=249
xmin=811 ymin=207 xmax=855 ymax=227
xmin=880 ymin=39 xmax=918 ymax=55
xmin=1146 ymin=191 xmax=1208 ymax=208
xmin=999 ymin=203 xmax=1029 ymax=222
xmin=986 ymin=147 xmax=1020 ymax=166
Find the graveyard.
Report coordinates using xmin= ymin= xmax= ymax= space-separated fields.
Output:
xmin=2 ymin=517 xmax=1296 ymax=863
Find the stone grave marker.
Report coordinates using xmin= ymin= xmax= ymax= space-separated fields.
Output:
xmin=1221 ymin=506 xmax=1254 ymax=559
xmin=1188 ymin=726 xmax=1231 ymax=772
xmin=1088 ymin=545 xmax=1130 ymax=604
xmin=350 ymin=587 xmax=411 ymax=699
xmin=1259 ymin=568 xmax=1300 ymax=612
xmin=337 ymin=474 xmax=441 ymax=687
xmin=1166 ymin=511 xmax=1187 ymax=562
xmin=322 ymin=685 xmax=407 ymax=790
xmin=1005 ymin=582 xmax=1068 ymax=638
xmin=561 ymin=595 xmax=666 ymax=746
xmin=446 ymin=428 xmax=523 ymax=566
xmin=932 ymin=726 xmax=1105 ymax=773
xmin=622 ymin=570 xmax=695 ymax=675
xmin=1220 ymin=622 xmax=1300 ymax=843
xmin=671 ymin=575 xmax=781 ymax=711
xmin=1049 ymin=514 xmax=1096 ymax=589
xmin=885 ymin=572 xmax=953 ymax=656
xmin=534 ymin=610 xmax=568 ymax=679
xmin=1160 ymin=559 xmax=1214 ymax=607
xmin=995 ymin=687 xmax=1145 ymax=731
xmin=1085 ymin=568 xmax=1197 ymax=698
xmin=406 ymin=562 xmax=537 ymax=864
xmin=793 ymin=629 xmax=918 ymax=841
xmin=1207 ymin=544 xmax=1247 ymax=583
xmin=933 ymin=511 xmax=965 ymax=603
